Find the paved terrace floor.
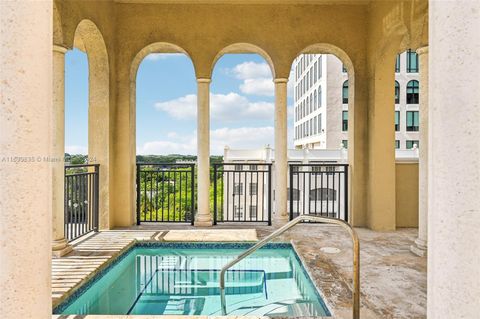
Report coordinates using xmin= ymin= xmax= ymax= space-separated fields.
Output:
xmin=52 ymin=224 xmax=426 ymax=319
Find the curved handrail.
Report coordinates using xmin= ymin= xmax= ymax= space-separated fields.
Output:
xmin=219 ymin=215 xmax=360 ymax=319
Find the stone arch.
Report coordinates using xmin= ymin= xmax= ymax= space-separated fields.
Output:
xmin=53 ymin=1 xmax=63 ymax=45
xmin=72 ymin=19 xmax=111 ymax=229
xmin=211 ymin=43 xmax=276 ymax=79
xmin=129 ymin=42 xmax=196 ymax=157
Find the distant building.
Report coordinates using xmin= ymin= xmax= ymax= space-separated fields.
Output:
xmin=293 ymin=51 xmax=420 ymax=151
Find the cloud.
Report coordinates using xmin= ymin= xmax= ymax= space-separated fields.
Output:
xmin=144 ymin=53 xmax=185 ymax=61
xmin=231 ymin=61 xmax=272 ymax=80
xmin=65 ymin=145 xmax=88 ymax=155
xmin=154 ymin=92 xmax=274 ymax=122
xmin=137 ymin=126 xmax=274 ymax=156
xmin=239 ymin=78 xmax=274 ymax=96
xmin=228 ymin=61 xmax=275 ymax=96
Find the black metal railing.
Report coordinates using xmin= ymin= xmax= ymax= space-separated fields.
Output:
xmin=289 ymin=163 xmax=349 ymax=221
xmin=136 ymin=163 xmax=195 ymax=224
xmin=212 ymin=163 xmax=272 ymax=225
xmin=64 ymin=164 xmax=99 ymax=241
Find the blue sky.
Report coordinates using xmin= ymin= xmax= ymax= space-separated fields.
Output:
xmin=65 ymin=50 xmax=294 ymax=155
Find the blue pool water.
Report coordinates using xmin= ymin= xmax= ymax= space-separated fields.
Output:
xmin=55 ymin=243 xmax=331 ymax=317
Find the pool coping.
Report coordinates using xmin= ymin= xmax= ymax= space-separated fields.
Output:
xmin=53 ymin=240 xmax=335 ymax=318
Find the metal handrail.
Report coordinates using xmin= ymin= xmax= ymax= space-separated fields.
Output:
xmin=219 ymin=215 xmax=360 ymax=319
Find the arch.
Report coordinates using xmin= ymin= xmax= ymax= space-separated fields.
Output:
xmin=130 ymin=42 xmax=195 ymax=87
xmin=53 ymin=1 xmax=63 ymax=45
xmin=72 ymin=19 xmax=111 ymax=229
xmin=211 ymin=43 xmax=276 ymax=79
xmin=406 ymin=80 xmax=419 ymax=104
xmin=293 ymin=43 xmax=355 ymax=81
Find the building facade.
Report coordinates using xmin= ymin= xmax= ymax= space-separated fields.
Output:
xmin=293 ymin=51 xmax=420 ymax=151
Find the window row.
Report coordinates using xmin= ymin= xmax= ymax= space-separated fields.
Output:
xmin=233 ymin=205 xmax=258 ymax=219
xmin=287 ymin=188 xmax=336 ymax=201
xmin=395 ymin=140 xmax=420 ymax=149
xmin=233 ymin=182 xmax=259 ymax=196
xmin=295 ymin=87 xmax=322 ymax=121
xmin=343 ymin=80 xmax=419 ymax=105
xmin=294 ymin=114 xmax=323 ymax=140
xmin=395 ymin=50 xmax=419 ymax=73
xmin=295 ymin=55 xmax=322 ymax=99
xmin=343 ymin=110 xmax=419 ymax=132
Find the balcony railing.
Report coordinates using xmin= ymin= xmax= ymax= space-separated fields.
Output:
xmin=64 ymin=164 xmax=99 ymax=241
xmin=289 ymin=163 xmax=349 ymax=221
xmin=136 ymin=163 xmax=195 ymax=224
xmin=212 ymin=163 xmax=272 ymax=225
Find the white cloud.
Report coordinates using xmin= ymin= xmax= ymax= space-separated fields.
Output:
xmin=154 ymin=94 xmax=197 ymax=120
xmin=65 ymin=145 xmax=87 ymax=155
xmin=154 ymin=92 xmax=274 ymax=122
xmin=144 ymin=53 xmax=185 ymax=61
xmin=231 ymin=61 xmax=272 ymax=80
xmin=239 ymin=78 xmax=274 ymax=96
xmin=137 ymin=126 xmax=274 ymax=156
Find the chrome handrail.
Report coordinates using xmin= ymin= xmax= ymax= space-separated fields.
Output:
xmin=219 ymin=215 xmax=360 ymax=319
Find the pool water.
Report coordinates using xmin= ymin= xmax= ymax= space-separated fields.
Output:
xmin=56 ymin=243 xmax=331 ymax=317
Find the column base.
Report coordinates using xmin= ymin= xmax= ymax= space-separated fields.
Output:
xmin=194 ymin=219 xmax=213 ymax=227
xmin=52 ymin=238 xmax=72 ymax=257
xmin=410 ymin=238 xmax=427 ymax=257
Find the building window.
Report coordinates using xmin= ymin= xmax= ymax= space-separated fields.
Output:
xmin=309 ymin=188 xmax=336 ymax=201
xmin=342 ymin=80 xmax=349 ymax=104
xmin=395 ymin=140 xmax=400 ymax=149
xmin=249 ymin=183 xmax=257 ymax=195
xmin=406 ymin=80 xmax=419 ymax=104
xmin=310 ymin=118 xmax=313 ymax=136
xmin=314 ymin=61 xmax=317 ymax=81
xmin=287 ymin=188 xmax=300 ymax=201
xmin=342 ymin=140 xmax=348 ymax=149
xmin=314 ymin=116 xmax=318 ymax=134
xmin=318 ymin=114 xmax=322 ymax=133
xmin=233 ymin=205 xmax=243 ymax=219
xmin=406 ymin=49 xmax=419 ymax=73
xmin=249 ymin=205 xmax=257 ymax=219
xmin=233 ymin=183 xmax=243 ymax=195
xmin=395 ymin=81 xmax=400 ymax=104
xmin=395 ymin=54 xmax=400 ymax=73
xmin=406 ymin=111 xmax=419 ymax=131
xmin=318 ymin=86 xmax=322 ymax=107
xmin=406 ymin=140 xmax=419 ymax=149
xmin=249 ymin=165 xmax=258 ymax=171
xmin=318 ymin=56 xmax=322 ymax=79
xmin=234 ymin=164 xmax=243 ymax=171
xmin=342 ymin=111 xmax=348 ymax=131
xmin=395 ymin=111 xmax=400 ymax=131
xmin=314 ymin=90 xmax=317 ymax=109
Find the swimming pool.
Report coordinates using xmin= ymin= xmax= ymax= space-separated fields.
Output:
xmin=54 ymin=242 xmax=331 ymax=317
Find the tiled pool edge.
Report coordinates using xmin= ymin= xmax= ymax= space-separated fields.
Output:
xmin=290 ymin=240 xmax=335 ymax=318
xmin=53 ymin=241 xmax=333 ymax=317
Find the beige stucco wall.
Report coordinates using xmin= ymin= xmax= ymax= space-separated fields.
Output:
xmin=395 ymin=162 xmax=419 ymax=228
xmin=54 ymin=0 xmax=428 ymax=230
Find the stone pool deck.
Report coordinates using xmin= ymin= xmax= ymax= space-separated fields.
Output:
xmin=52 ymin=224 xmax=426 ymax=319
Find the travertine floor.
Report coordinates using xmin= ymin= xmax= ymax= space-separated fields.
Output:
xmin=52 ymin=224 xmax=426 ymax=319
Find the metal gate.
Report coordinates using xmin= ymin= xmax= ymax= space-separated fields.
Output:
xmin=212 ymin=163 xmax=272 ymax=225
xmin=136 ymin=163 xmax=195 ymax=224
xmin=289 ymin=163 xmax=349 ymax=221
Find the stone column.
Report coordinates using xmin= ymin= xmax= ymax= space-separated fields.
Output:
xmin=52 ymin=44 xmax=72 ymax=257
xmin=410 ymin=46 xmax=428 ymax=257
xmin=0 ymin=1 xmax=53 ymax=318
xmin=366 ymin=54 xmax=396 ymax=230
xmin=274 ymin=78 xmax=289 ymax=222
xmin=428 ymin=0 xmax=480 ymax=317
xmin=195 ymin=78 xmax=213 ymax=226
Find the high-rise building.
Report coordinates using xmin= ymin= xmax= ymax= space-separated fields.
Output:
xmin=293 ymin=51 xmax=420 ymax=151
